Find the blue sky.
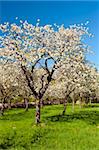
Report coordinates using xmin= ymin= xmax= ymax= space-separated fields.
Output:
xmin=0 ymin=1 xmax=99 ymax=69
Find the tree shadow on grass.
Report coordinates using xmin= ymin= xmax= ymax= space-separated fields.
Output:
xmin=46 ymin=110 xmax=99 ymax=125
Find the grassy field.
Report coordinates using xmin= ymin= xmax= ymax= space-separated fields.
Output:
xmin=0 ymin=104 xmax=99 ymax=150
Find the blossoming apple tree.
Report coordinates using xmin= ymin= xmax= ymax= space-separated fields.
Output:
xmin=0 ymin=20 xmax=92 ymax=123
xmin=0 ymin=62 xmax=31 ymax=114
xmin=55 ymin=60 xmax=98 ymax=113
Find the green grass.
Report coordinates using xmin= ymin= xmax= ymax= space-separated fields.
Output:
xmin=0 ymin=104 xmax=99 ymax=150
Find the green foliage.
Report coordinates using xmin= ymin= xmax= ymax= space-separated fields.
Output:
xmin=0 ymin=104 xmax=99 ymax=150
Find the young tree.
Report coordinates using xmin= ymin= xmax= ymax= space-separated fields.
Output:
xmin=0 ymin=20 xmax=91 ymax=123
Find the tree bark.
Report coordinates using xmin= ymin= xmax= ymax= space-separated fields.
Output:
xmin=62 ymin=97 xmax=68 ymax=115
xmin=0 ymin=97 xmax=6 ymax=115
xmin=40 ymin=98 xmax=44 ymax=108
xmin=89 ymin=98 xmax=91 ymax=104
xmin=24 ymin=98 xmax=29 ymax=111
xmin=72 ymin=98 xmax=75 ymax=112
xmin=0 ymin=103 xmax=4 ymax=116
xmin=8 ymin=100 xmax=11 ymax=109
xmin=35 ymin=100 xmax=41 ymax=124
xmin=79 ymin=98 xmax=82 ymax=109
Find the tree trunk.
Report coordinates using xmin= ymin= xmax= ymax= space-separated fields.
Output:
xmin=35 ymin=100 xmax=41 ymax=124
xmin=72 ymin=98 xmax=75 ymax=112
xmin=40 ymin=98 xmax=44 ymax=108
xmin=79 ymin=98 xmax=82 ymax=109
xmin=89 ymin=98 xmax=91 ymax=104
xmin=0 ymin=103 xmax=4 ymax=116
xmin=8 ymin=100 xmax=11 ymax=109
xmin=24 ymin=98 xmax=29 ymax=111
xmin=62 ymin=97 xmax=68 ymax=115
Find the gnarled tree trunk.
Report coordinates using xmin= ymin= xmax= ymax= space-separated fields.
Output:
xmin=35 ymin=100 xmax=41 ymax=124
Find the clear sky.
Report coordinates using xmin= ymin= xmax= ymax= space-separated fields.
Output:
xmin=0 ymin=1 xmax=99 ymax=69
